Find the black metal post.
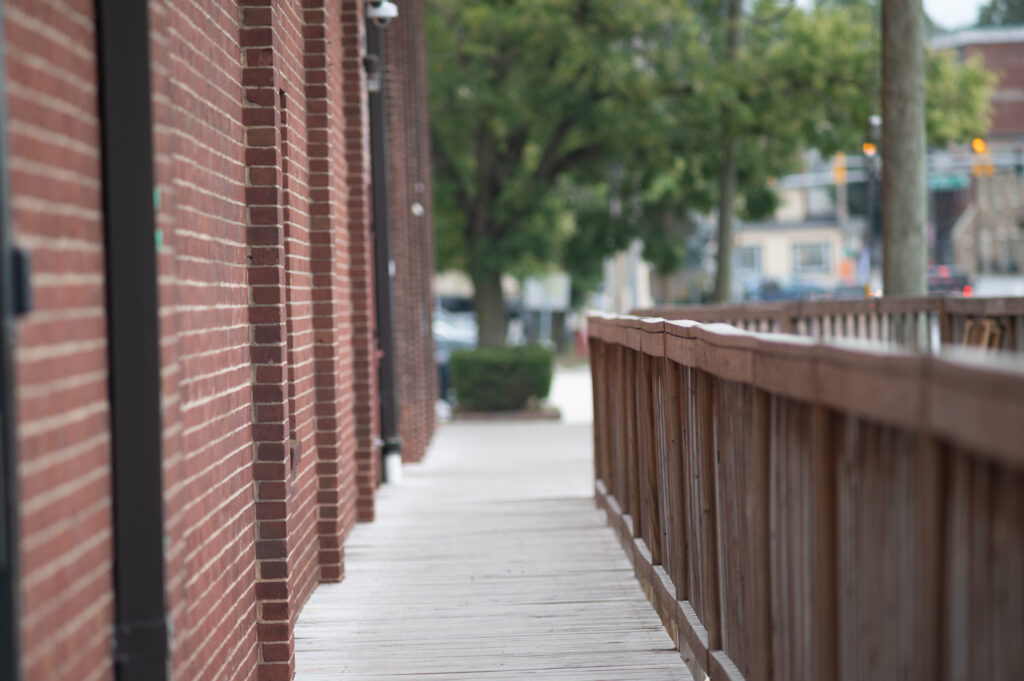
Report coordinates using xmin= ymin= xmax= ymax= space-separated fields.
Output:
xmin=94 ymin=2 xmax=169 ymax=680
xmin=866 ymin=158 xmax=880 ymax=270
xmin=0 ymin=1 xmax=22 ymax=678
xmin=367 ymin=20 xmax=402 ymax=474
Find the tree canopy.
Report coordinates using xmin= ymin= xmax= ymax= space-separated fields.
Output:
xmin=978 ymin=0 xmax=1024 ymax=26
xmin=427 ymin=0 xmax=994 ymax=343
xmin=428 ymin=0 xmax=701 ymax=343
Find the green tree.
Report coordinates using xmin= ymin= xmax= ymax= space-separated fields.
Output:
xmin=427 ymin=0 xmax=703 ymax=344
xmin=926 ymin=50 xmax=993 ymax=146
xmin=428 ymin=0 xmax=994 ymax=340
xmin=680 ymin=0 xmax=991 ymax=300
xmin=978 ymin=0 xmax=1024 ymax=26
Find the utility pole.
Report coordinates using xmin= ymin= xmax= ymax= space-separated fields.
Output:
xmin=713 ymin=0 xmax=742 ymax=302
xmin=881 ymin=0 xmax=927 ymax=295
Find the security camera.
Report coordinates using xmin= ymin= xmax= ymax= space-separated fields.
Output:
xmin=367 ymin=0 xmax=399 ymax=27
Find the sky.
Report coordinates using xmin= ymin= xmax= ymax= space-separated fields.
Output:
xmin=924 ymin=0 xmax=987 ymax=30
xmin=794 ymin=1 xmax=988 ymax=31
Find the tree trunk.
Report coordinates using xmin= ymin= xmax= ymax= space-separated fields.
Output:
xmin=713 ymin=0 xmax=742 ymax=303
xmin=714 ymin=138 xmax=738 ymax=303
xmin=470 ymin=267 xmax=507 ymax=347
xmin=881 ymin=0 xmax=927 ymax=295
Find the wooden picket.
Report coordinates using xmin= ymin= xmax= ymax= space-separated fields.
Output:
xmin=590 ymin=312 xmax=1024 ymax=681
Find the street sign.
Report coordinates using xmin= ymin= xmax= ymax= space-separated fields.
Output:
xmin=927 ymin=173 xmax=970 ymax=191
xmin=523 ymin=272 xmax=571 ymax=311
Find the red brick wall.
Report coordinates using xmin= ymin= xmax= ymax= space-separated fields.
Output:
xmin=306 ymin=0 xmax=357 ymax=584
xmin=6 ymin=1 xmax=115 ymax=679
xmin=238 ymin=2 xmax=329 ymax=677
xmin=964 ymin=42 xmax=1024 ymax=138
xmin=149 ymin=2 xmax=259 ymax=680
xmin=5 ymin=0 xmax=435 ymax=678
xmin=341 ymin=0 xmax=380 ymax=523
xmin=384 ymin=0 xmax=436 ymax=463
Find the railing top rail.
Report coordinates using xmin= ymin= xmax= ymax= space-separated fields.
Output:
xmin=942 ymin=295 xmax=1024 ymax=314
xmin=636 ymin=295 xmax=1024 ymax=320
xmin=589 ymin=312 xmax=1024 ymax=470
xmin=637 ymin=301 xmax=793 ymax=321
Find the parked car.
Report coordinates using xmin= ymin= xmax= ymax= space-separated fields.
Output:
xmin=928 ymin=265 xmax=973 ymax=297
xmin=828 ymin=283 xmax=870 ymax=300
xmin=744 ymin=278 xmax=827 ymax=302
xmin=433 ymin=301 xmax=478 ymax=403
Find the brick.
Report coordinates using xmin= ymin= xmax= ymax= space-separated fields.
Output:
xmin=11 ymin=2 xmax=434 ymax=680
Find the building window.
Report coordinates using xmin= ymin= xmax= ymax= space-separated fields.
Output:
xmin=737 ymin=245 xmax=762 ymax=275
xmin=792 ymin=242 xmax=831 ymax=275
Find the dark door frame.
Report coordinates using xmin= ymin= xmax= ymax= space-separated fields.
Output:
xmin=367 ymin=20 xmax=403 ymax=476
xmin=94 ymin=2 xmax=169 ymax=679
xmin=0 ymin=0 xmax=22 ymax=677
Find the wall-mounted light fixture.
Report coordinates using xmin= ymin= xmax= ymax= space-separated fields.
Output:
xmin=366 ymin=0 xmax=398 ymax=28
xmin=363 ymin=54 xmax=382 ymax=93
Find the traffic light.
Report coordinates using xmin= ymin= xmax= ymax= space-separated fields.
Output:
xmin=832 ymin=151 xmax=847 ymax=185
xmin=862 ymin=142 xmax=877 ymax=158
xmin=970 ymin=137 xmax=994 ymax=176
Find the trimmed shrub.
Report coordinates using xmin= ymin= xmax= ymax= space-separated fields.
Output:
xmin=449 ymin=345 xmax=554 ymax=411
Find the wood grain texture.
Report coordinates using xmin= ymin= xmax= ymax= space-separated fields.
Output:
xmin=294 ymin=422 xmax=691 ymax=681
xmin=589 ymin=311 xmax=1024 ymax=681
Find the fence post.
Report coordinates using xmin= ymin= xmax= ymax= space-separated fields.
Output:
xmin=626 ymin=346 xmax=642 ymax=537
xmin=811 ymin=405 xmax=838 ymax=680
xmin=590 ymin=339 xmax=604 ymax=485
xmin=696 ymin=370 xmax=721 ymax=650
xmin=665 ymin=359 xmax=688 ymax=600
xmin=938 ymin=298 xmax=953 ymax=348
xmin=751 ymin=388 xmax=773 ymax=681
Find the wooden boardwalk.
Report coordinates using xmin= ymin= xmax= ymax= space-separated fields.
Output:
xmin=294 ymin=421 xmax=689 ymax=680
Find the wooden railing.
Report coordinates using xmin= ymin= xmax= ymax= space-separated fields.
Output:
xmin=589 ymin=313 xmax=1024 ymax=681
xmin=637 ymin=296 xmax=1024 ymax=353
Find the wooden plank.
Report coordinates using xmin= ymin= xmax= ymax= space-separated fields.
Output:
xmin=667 ymin=361 xmax=689 ymax=601
xmin=749 ymin=388 xmax=772 ymax=681
xmin=709 ymin=651 xmax=748 ymax=681
xmin=636 ymin=352 xmax=663 ymax=563
xmin=770 ymin=397 xmax=816 ymax=681
xmin=679 ymin=599 xmax=711 ymax=673
xmin=683 ymin=366 xmax=703 ymax=611
xmin=614 ymin=344 xmax=630 ymax=508
xmin=928 ymin=355 xmax=1024 ymax=470
xmin=590 ymin=340 xmax=605 ymax=484
xmin=625 ymin=348 xmax=642 ymax=537
xmin=652 ymin=357 xmax=672 ymax=576
xmin=810 ymin=405 xmax=838 ymax=681
xmin=989 ymin=466 xmax=1024 ymax=681
xmin=945 ymin=452 xmax=972 ymax=681
xmin=911 ymin=437 xmax=945 ymax=681
xmin=714 ymin=381 xmax=752 ymax=675
xmin=294 ymin=422 xmax=690 ymax=680
xmin=696 ymin=371 xmax=722 ymax=649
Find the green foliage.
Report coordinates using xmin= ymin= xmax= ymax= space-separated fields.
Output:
xmin=978 ymin=0 xmax=1024 ymax=26
xmin=427 ymin=0 xmax=701 ymax=280
xmin=926 ymin=51 xmax=995 ymax=146
xmin=428 ymin=0 xmax=997 ymax=319
xmin=449 ymin=345 xmax=554 ymax=412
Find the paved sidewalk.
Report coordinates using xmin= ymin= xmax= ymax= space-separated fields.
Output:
xmin=547 ymin=364 xmax=593 ymax=425
xmin=294 ymin=421 xmax=688 ymax=680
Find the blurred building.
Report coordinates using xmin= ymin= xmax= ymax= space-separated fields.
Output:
xmin=933 ymin=26 xmax=1024 ymax=143
xmin=602 ymin=239 xmax=653 ymax=313
xmin=953 ymin=170 xmax=1024 ymax=273
xmin=933 ymin=26 xmax=1024 ymax=274
xmin=735 ymin=220 xmax=847 ymax=293
xmin=0 ymin=2 xmax=436 ymax=681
